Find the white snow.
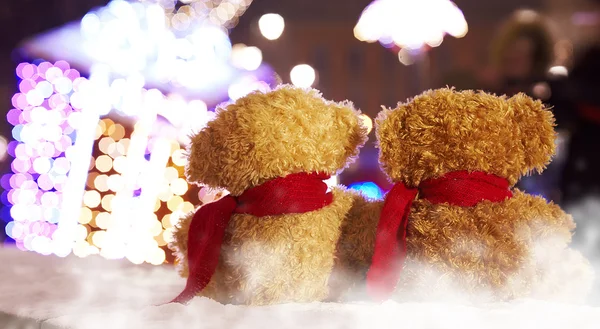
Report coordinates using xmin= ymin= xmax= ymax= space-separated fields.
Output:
xmin=3 ymin=195 xmax=600 ymax=329
xmin=1 ymin=244 xmax=600 ymax=329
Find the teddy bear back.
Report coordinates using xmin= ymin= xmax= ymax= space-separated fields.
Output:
xmin=376 ymin=88 xmax=556 ymax=187
xmin=185 ymin=85 xmax=368 ymax=196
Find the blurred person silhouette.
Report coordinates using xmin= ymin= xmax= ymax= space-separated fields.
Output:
xmin=559 ymin=18 xmax=600 ymax=206
xmin=482 ymin=10 xmax=569 ymax=203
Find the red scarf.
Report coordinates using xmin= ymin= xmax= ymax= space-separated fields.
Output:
xmin=170 ymin=172 xmax=333 ymax=304
xmin=366 ymin=170 xmax=513 ymax=301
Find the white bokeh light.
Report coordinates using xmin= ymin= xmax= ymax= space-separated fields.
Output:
xmin=354 ymin=0 xmax=468 ymax=50
xmin=290 ymin=64 xmax=316 ymax=88
xmin=258 ymin=13 xmax=285 ymax=40
xmin=231 ymin=44 xmax=263 ymax=71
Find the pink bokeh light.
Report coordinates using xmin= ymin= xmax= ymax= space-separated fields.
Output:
xmin=5 ymin=61 xmax=88 ymax=253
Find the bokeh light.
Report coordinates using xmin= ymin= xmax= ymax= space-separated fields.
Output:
xmin=3 ymin=60 xmax=228 ymax=265
xmin=359 ymin=114 xmax=373 ymax=134
xmin=258 ymin=13 xmax=285 ymax=40
xmin=0 ymin=136 xmax=8 ymax=162
xmin=290 ymin=64 xmax=316 ymax=88
xmin=354 ymin=0 xmax=468 ymax=50
xmin=349 ymin=182 xmax=384 ymax=200
xmin=4 ymin=0 xmax=274 ymax=266
xmin=231 ymin=44 xmax=263 ymax=71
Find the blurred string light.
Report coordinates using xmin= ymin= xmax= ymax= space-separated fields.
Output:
xmin=348 ymin=181 xmax=384 ymax=200
xmin=141 ymin=0 xmax=254 ymax=30
xmin=3 ymin=61 xmax=90 ymax=255
xmin=4 ymin=0 xmax=274 ymax=264
xmin=354 ymin=0 xmax=468 ymax=52
xmin=258 ymin=13 xmax=285 ymax=40
xmin=290 ymin=64 xmax=316 ymax=88
xmin=3 ymin=61 xmax=221 ymax=263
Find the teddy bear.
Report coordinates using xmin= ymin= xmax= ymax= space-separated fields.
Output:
xmin=167 ymin=85 xmax=369 ymax=305
xmin=335 ymin=88 xmax=594 ymax=303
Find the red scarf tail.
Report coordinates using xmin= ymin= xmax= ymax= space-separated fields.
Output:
xmin=170 ymin=195 xmax=237 ymax=304
xmin=366 ymin=183 xmax=418 ymax=301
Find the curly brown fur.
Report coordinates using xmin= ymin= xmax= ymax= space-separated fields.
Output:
xmin=373 ymin=88 xmax=593 ymax=302
xmin=376 ymin=88 xmax=556 ymax=187
xmin=170 ymin=85 xmax=369 ymax=305
xmin=328 ymin=192 xmax=383 ymax=300
xmin=186 ymin=85 xmax=367 ymax=196
xmin=198 ymin=188 xmax=356 ymax=305
xmin=170 ymin=210 xmax=194 ymax=277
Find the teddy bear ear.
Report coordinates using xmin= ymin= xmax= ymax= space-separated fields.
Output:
xmin=185 ymin=126 xmax=218 ymax=188
xmin=508 ymin=93 xmax=557 ymax=175
xmin=338 ymin=100 xmax=369 ymax=162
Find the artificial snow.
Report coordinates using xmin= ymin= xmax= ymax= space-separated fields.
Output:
xmin=1 ymin=246 xmax=599 ymax=329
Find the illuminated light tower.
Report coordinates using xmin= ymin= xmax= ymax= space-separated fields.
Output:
xmin=3 ymin=0 xmax=277 ymax=265
xmin=354 ymin=0 xmax=468 ymax=89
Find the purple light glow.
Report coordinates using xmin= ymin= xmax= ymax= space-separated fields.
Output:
xmin=5 ymin=61 xmax=88 ymax=254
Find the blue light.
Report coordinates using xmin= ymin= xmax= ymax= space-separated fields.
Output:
xmin=348 ymin=181 xmax=384 ymax=200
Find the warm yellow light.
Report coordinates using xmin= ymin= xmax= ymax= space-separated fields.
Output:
xmin=101 ymin=194 xmax=114 ymax=211
xmin=150 ymin=220 xmax=163 ymax=237
xmin=95 ymin=212 xmax=111 ymax=229
xmin=94 ymin=125 xmax=103 ymax=140
xmin=95 ymin=155 xmax=113 ymax=173
xmin=170 ymin=178 xmax=189 ymax=196
xmin=98 ymin=119 xmax=107 ymax=134
xmin=86 ymin=172 xmax=99 ymax=189
xmin=75 ymin=224 xmax=89 ymax=241
xmin=167 ymin=195 xmax=184 ymax=212
xmin=110 ymin=124 xmax=126 ymax=141
xmin=157 ymin=188 xmax=173 ymax=202
xmin=161 ymin=214 xmax=172 ymax=229
xmin=101 ymin=119 xmax=114 ymax=136
xmin=91 ymin=230 xmax=107 ymax=248
xmin=94 ymin=175 xmax=108 ymax=192
xmin=147 ymin=247 xmax=166 ymax=265
xmin=118 ymin=138 xmax=131 ymax=154
xmin=112 ymin=156 xmax=127 ymax=173
xmin=154 ymin=233 xmax=167 ymax=247
xmin=164 ymin=167 xmax=179 ymax=182
xmin=107 ymin=174 xmax=124 ymax=192
xmin=98 ymin=137 xmax=115 ymax=154
xmin=359 ymin=114 xmax=373 ymax=134
xmin=171 ymin=149 xmax=187 ymax=167
xmin=107 ymin=142 xmax=126 ymax=159
xmin=163 ymin=228 xmax=175 ymax=243
xmin=181 ymin=201 xmax=195 ymax=214
xmin=79 ymin=207 xmax=93 ymax=224
xmin=83 ymin=190 xmax=101 ymax=208
xmin=154 ymin=198 xmax=161 ymax=212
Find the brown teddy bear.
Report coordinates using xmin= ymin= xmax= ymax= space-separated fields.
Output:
xmin=168 ymin=85 xmax=368 ymax=305
xmin=336 ymin=88 xmax=593 ymax=302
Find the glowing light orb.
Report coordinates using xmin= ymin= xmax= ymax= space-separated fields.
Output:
xmin=258 ymin=13 xmax=285 ymax=40
xmin=549 ymin=66 xmax=568 ymax=77
xmin=231 ymin=44 xmax=263 ymax=71
xmin=359 ymin=114 xmax=373 ymax=134
xmin=349 ymin=182 xmax=384 ymax=200
xmin=290 ymin=64 xmax=316 ymax=88
xmin=354 ymin=0 xmax=468 ymax=50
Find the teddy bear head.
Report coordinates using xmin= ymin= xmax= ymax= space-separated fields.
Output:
xmin=376 ymin=88 xmax=556 ymax=187
xmin=186 ymin=85 xmax=368 ymax=196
